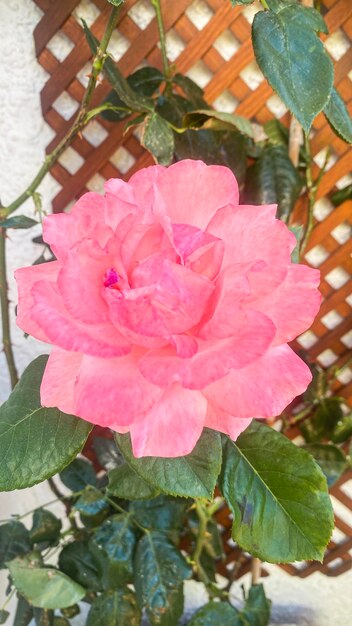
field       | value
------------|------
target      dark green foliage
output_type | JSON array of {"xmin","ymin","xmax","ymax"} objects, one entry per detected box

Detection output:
[
  {"xmin": 74, "ymin": 487, "xmax": 110, "ymax": 527},
  {"xmin": 29, "ymin": 510, "xmax": 62, "ymax": 546},
  {"xmin": 219, "ymin": 421, "xmax": 334, "ymax": 562},
  {"xmin": 86, "ymin": 590, "xmax": 141, "ymax": 626},
  {"xmin": 59, "ymin": 541, "xmax": 102, "ymax": 591},
  {"xmin": 60, "ymin": 458, "xmax": 97, "ymax": 493},
  {"xmin": 115, "ymin": 429, "xmax": 222, "ymax": 499},
  {"xmin": 304, "ymin": 444, "xmax": 348, "ymax": 487},
  {"xmin": 108, "ymin": 463, "xmax": 160, "ymax": 500},
  {"xmin": 244, "ymin": 144, "xmax": 303, "ymax": 221},
  {"xmin": 0, "ymin": 216, "xmax": 38, "ymax": 229},
  {"xmin": 324, "ymin": 87, "xmax": 352, "ymax": 144},
  {"xmin": 0, "ymin": 521, "xmax": 31, "ymax": 569},
  {"xmin": 89, "ymin": 515, "xmax": 136, "ymax": 589},
  {"xmin": 134, "ymin": 531, "xmax": 192, "ymax": 626},
  {"xmin": 253, "ymin": 4, "xmax": 333, "ymax": 131},
  {"xmin": 0, "ymin": 357, "xmax": 92, "ymax": 491}
]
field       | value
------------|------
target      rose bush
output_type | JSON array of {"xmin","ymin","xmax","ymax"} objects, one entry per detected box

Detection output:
[{"xmin": 16, "ymin": 159, "xmax": 320, "ymax": 457}]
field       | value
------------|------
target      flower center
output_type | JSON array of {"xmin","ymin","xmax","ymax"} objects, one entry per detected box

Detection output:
[{"xmin": 104, "ymin": 267, "xmax": 120, "ymax": 290}]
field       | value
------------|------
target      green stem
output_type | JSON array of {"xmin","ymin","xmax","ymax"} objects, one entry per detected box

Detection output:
[
  {"xmin": 151, "ymin": 0, "xmax": 169, "ymax": 76},
  {"xmin": 0, "ymin": 230, "xmax": 18, "ymax": 388},
  {"xmin": 105, "ymin": 495, "xmax": 149, "ymax": 533},
  {"xmin": 192, "ymin": 500, "xmax": 208, "ymax": 565},
  {"xmin": 260, "ymin": 0, "xmax": 270, "ymax": 9},
  {"xmin": 0, "ymin": 4, "xmax": 121, "ymax": 222}
]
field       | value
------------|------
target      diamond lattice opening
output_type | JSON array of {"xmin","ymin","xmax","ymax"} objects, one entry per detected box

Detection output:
[{"xmin": 186, "ymin": 0, "xmax": 214, "ymax": 30}]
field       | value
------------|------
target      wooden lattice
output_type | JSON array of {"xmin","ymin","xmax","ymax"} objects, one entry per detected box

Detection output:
[{"xmin": 32, "ymin": 0, "xmax": 352, "ymax": 577}]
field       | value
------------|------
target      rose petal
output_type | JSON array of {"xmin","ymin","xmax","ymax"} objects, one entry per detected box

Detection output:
[
  {"xmin": 41, "ymin": 348, "xmax": 82, "ymax": 414},
  {"xmin": 139, "ymin": 310, "xmax": 275, "ymax": 389},
  {"xmin": 31, "ymin": 280, "xmax": 131, "ymax": 357},
  {"xmin": 149, "ymin": 160, "xmax": 239, "ymax": 229},
  {"xmin": 109, "ymin": 260, "xmax": 214, "ymax": 340},
  {"xmin": 74, "ymin": 350, "xmax": 162, "ymax": 429},
  {"xmin": 205, "ymin": 404, "xmax": 252, "ymax": 441},
  {"xmin": 207, "ymin": 204, "xmax": 296, "ymax": 280},
  {"xmin": 15, "ymin": 262, "xmax": 61, "ymax": 342},
  {"xmin": 43, "ymin": 192, "xmax": 109, "ymax": 258},
  {"xmin": 204, "ymin": 344, "xmax": 312, "ymax": 418},
  {"xmin": 129, "ymin": 384, "xmax": 207, "ymax": 457},
  {"xmin": 57, "ymin": 237, "xmax": 126, "ymax": 325},
  {"xmin": 104, "ymin": 178, "xmax": 138, "ymax": 229},
  {"xmin": 252, "ymin": 264, "xmax": 321, "ymax": 344}
]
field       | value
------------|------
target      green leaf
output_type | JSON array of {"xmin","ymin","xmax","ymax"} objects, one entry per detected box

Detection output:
[
  {"xmin": 0, "ymin": 610, "xmax": 9, "ymax": 624},
  {"xmin": 87, "ymin": 589, "xmax": 141, "ymax": 626},
  {"xmin": 93, "ymin": 436, "xmax": 123, "ymax": 470},
  {"xmin": 173, "ymin": 74, "xmax": 207, "ymax": 107},
  {"xmin": 74, "ymin": 487, "xmax": 110, "ymax": 527},
  {"xmin": 7, "ymin": 557, "xmax": 85, "ymax": 609},
  {"xmin": 108, "ymin": 463, "xmax": 160, "ymax": 500},
  {"xmin": 187, "ymin": 601, "xmax": 241, "ymax": 625},
  {"xmin": 83, "ymin": 22, "xmax": 152, "ymax": 113},
  {"xmin": 219, "ymin": 421, "xmax": 334, "ymax": 562},
  {"xmin": 324, "ymin": 88, "xmax": 352, "ymax": 144},
  {"xmin": 30, "ymin": 510, "xmax": 62, "ymax": 545},
  {"xmin": 300, "ymin": 398, "xmax": 344, "ymax": 443},
  {"xmin": 134, "ymin": 531, "xmax": 191, "ymax": 626},
  {"xmin": 115, "ymin": 429, "xmax": 222, "ymax": 499},
  {"xmin": 241, "ymin": 584, "xmax": 271, "ymax": 626},
  {"xmin": 0, "ymin": 216, "xmax": 39, "ymax": 229},
  {"xmin": 264, "ymin": 119, "xmax": 289, "ymax": 146},
  {"xmin": 331, "ymin": 184, "xmax": 352, "ymax": 207},
  {"xmin": 89, "ymin": 515, "xmax": 136, "ymax": 589},
  {"xmin": 59, "ymin": 541, "xmax": 102, "ymax": 591},
  {"xmin": 183, "ymin": 109, "xmax": 254, "ymax": 138},
  {"xmin": 53, "ymin": 619, "xmax": 69, "ymax": 626},
  {"xmin": 331, "ymin": 414, "xmax": 352, "ymax": 444},
  {"xmin": 141, "ymin": 112, "xmax": 175, "ymax": 165},
  {"xmin": 13, "ymin": 595, "xmax": 33, "ymax": 626},
  {"xmin": 289, "ymin": 224, "xmax": 304, "ymax": 263},
  {"xmin": 60, "ymin": 604, "xmax": 80, "ymax": 618},
  {"xmin": 33, "ymin": 608, "xmax": 54, "ymax": 626},
  {"xmin": 0, "ymin": 356, "xmax": 92, "ymax": 491},
  {"xmin": 128, "ymin": 66, "xmax": 164, "ymax": 96},
  {"xmin": 252, "ymin": 4, "xmax": 333, "ymax": 131},
  {"xmin": 304, "ymin": 444, "xmax": 348, "ymax": 487},
  {"xmin": 0, "ymin": 521, "xmax": 31, "ymax": 568},
  {"xmin": 60, "ymin": 458, "xmax": 97, "ymax": 492},
  {"xmin": 244, "ymin": 144, "xmax": 302, "ymax": 221},
  {"xmin": 102, "ymin": 67, "xmax": 164, "ymax": 122},
  {"xmin": 157, "ymin": 94, "xmax": 248, "ymax": 187},
  {"xmin": 129, "ymin": 495, "xmax": 188, "ymax": 532}
]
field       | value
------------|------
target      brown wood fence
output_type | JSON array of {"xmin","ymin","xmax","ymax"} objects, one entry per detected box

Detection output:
[{"xmin": 32, "ymin": 0, "xmax": 352, "ymax": 577}]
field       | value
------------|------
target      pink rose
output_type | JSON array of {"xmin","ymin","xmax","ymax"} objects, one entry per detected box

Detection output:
[{"xmin": 15, "ymin": 160, "xmax": 320, "ymax": 457}]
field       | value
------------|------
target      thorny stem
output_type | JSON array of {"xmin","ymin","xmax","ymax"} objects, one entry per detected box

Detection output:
[
  {"xmin": 0, "ymin": 230, "xmax": 18, "ymax": 388},
  {"xmin": 151, "ymin": 0, "xmax": 169, "ymax": 76},
  {"xmin": 191, "ymin": 499, "xmax": 229, "ymax": 600}
]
